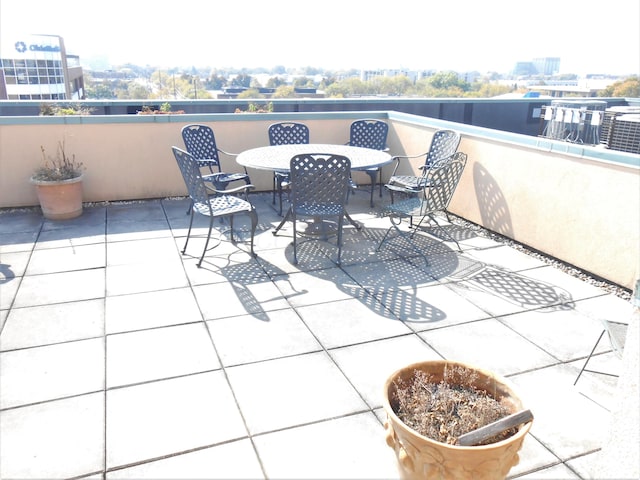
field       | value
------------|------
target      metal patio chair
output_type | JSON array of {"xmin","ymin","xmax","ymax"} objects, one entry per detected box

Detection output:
[
  {"xmin": 346, "ymin": 119, "xmax": 389, "ymax": 207},
  {"xmin": 385, "ymin": 129, "xmax": 460, "ymax": 203},
  {"xmin": 573, "ymin": 319, "xmax": 628, "ymax": 385},
  {"xmin": 181, "ymin": 124, "xmax": 252, "ymax": 209},
  {"xmin": 171, "ymin": 146, "xmax": 257, "ymax": 267},
  {"xmin": 268, "ymin": 122, "xmax": 310, "ymax": 215},
  {"xmin": 377, "ymin": 152, "xmax": 467, "ymax": 255},
  {"xmin": 273, "ymin": 153, "xmax": 351, "ymax": 265}
]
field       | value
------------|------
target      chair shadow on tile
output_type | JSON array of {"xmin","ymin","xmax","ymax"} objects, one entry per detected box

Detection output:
[
  {"xmin": 198, "ymin": 255, "xmax": 306, "ymax": 322},
  {"xmin": 450, "ymin": 256, "xmax": 574, "ymax": 310}
]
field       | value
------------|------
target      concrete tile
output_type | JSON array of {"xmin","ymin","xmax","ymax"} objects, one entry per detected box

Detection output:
[
  {"xmin": 329, "ymin": 335, "xmax": 442, "ymax": 408},
  {"xmin": 0, "ymin": 251, "xmax": 30, "ymax": 277},
  {"xmin": 106, "ymin": 371, "xmax": 246, "ymax": 469},
  {"xmin": 297, "ymin": 297, "xmax": 411, "ymax": 348},
  {"xmin": 514, "ymin": 462, "xmax": 580, "ymax": 479},
  {"xmin": 107, "ymin": 323, "xmax": 219, "ymax": 387},
  {"xmin": 107, "ymin": 219, "xmax": 172, "ymax": 241},
  {"xmin": 395, "ymin": 282, "xmax": 490, "ymax": 325},
  {"xmin": 226, "ymin": 352, "xmax": 367, "ymax": 434},
  {"xmin": 0, "ymin": 338, "xmax": 105, "ymax": 409},
  {"xmin": 106, "ymin": 439, "xmax": 264, "ymax": 479},
  {"xmin": 254, "ymin": 413, "xmax": 399, "ymax": 479},
  {"xmin": 0, "ymin": 276, "xmax": 19, "ymax": 311},
  {"xmin": 506, "ymin": 434, "xmax": 563, "ymax": 478},
  {"xmin": 193, "ymin": 277, "xmax": 289, "ymax": 320},
  {"xmin": 184, "ymin": 255, "xmax": 271, "ymax": 287},
  {"xmin": 105, "ymin": 287, "xmax": 201, "ymax": 334},
  {"xmin": 464, "ymin": 245, "xmax": 548, "ymax": 272},
  {"xmin": 446, "ymin": 266, "xmax": 574, "ymax": 317},
  {"xmin": 499, "ymin": 307, "xmax": 610, "ymax": 362},
  {"xmin": 0, "ymin": 231, "xmax": 37, "ymax": 253},
  {"xmin": 106, "ymin": 261, "xmax": 188, "ymax": 296},
  {"xmin": 508, "ymin": 365, "xmax": 612, "ymax": 460},
  {"xmin": 0, "ymin": 393, "xmax": 104, "ymax": 480},
  {"xmin": 26, "ymin": 243, "xmax": 106, "ymax": 275},
  {"xmin": 0, "ymin": 210, "xmax": 43, "ymax": 235},
  {"xmin": 0, "ymin": 298, "xmax": 104, "ymax": 350},
  {"xmin": 106, "ymin": 237, "xmax": 182, "ymax": 266},
  {"xmin": 418, "ymin": 319, "xmax": 558, "ymax": 376},
  {"xmin": 13, "ymin": 268, "xmax": 105, "ymax": 308},
  {"xmin": 523, "ymin": 265, "xmax": 612, "ymax": 303},
  {"xmin": 273, "ymin": 267, "xmax": 368, "ymax": 307},
  {"xmin": 343, "ymin": 257, "xmax": 437, "ymax": 291},
  {"xmin": 35, "ymin": 223, "xmax": 105, "ymax": 249},
  {"xmin": 206, "ymin": 308, "xmax": 321, "ymax": 366},
  {"xmin": 107, "ymin": 200, "xmax": 167, "ymax": 222}
]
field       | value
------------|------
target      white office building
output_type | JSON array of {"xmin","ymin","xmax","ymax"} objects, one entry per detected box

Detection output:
[{"xmin": 0, "ymin": 34, "xmax": 84, "ymax": 100}]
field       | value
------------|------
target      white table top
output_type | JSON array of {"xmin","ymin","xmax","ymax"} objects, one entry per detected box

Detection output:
[{"xmin": 237, "ymin": 144, "xmax": 393, "ymax": 171}]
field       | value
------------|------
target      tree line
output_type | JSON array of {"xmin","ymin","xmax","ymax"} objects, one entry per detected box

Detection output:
[{"xmin": 84, "ymin": 67, "xmax": 639, "ymax": 100}]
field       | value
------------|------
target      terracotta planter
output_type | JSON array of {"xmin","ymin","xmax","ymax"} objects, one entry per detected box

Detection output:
[
  {"xmin": 30, "ymin": 175, "xmax": 84, "ymax": 220},
  {"xmin": 383, "ymin": 360, "xmax": 532, "ymax": 480}
]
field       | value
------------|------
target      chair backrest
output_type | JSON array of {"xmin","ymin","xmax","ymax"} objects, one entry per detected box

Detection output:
[
  {"xmin": 181, "ymin": 124, "xmax": 222, "ymax": 170},
  {"xmin": 171, "ymin": 146, "xmax": 211, "ymax": 213},
  {"xmin": 289, "ymin": 154, "xmax": 351, "ymax": 213},
  {"xmin": 425, "ymin": 130, "xmax": 461, "ymax": 168},
  {"xmin": 268, "ymin": 122, "xmax": 310, "ymax": 145},
  {"xmin": 349, "ymin": 119, "xmax": 389, "ymax": 150},
  {"xmin": 422, "ymin": 152, "xmax": 467, "ymax": 214}
]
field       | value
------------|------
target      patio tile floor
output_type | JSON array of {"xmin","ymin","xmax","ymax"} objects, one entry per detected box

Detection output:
[{"xmin": 0, "ymin": 192, "xmax": 635, "ymax": 479}]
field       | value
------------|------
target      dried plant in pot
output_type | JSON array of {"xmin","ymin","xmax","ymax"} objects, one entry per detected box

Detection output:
[
  {"xmin": 382, "ymin": 360, "xmax": 533, "ymax": 480},
  {"xmin": 30, "ymin": 140, "xmax": 84, "ymax": 220}
]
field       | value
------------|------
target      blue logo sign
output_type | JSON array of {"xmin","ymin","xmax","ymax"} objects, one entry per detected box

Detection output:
[{"xmin": 14, "ymin": 40, "xmax": 60, "ymax": 53}]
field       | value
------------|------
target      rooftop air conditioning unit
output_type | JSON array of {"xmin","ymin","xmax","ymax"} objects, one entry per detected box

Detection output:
[
  {"xmin": 605, "ymin": 114, "xmax": 640, "ymax": 154},
  {"xmin": 600, "ymin": 106, "xmax": 640, "ymax": 147}
]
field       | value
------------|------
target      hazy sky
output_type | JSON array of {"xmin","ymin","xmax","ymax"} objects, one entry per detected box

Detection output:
[{"xmin": 1, "ymin": 0, "xmax": 639, "ymax": 75}]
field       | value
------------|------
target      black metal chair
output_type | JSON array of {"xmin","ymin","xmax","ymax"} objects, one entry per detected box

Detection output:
[
  {"xmin": 385, "ymin": 129, "xmax": 460, "ymax": 203},
  {"xmin": 268, "ymin": 122, "xmax": 310, "ymax": 215},
  {"xmin": 181, "ymin": 123, "xmax": 252, "ymax": 195},
  {"xmin": 378, "ymin": 152, "xmax": 467, "ymax": 254},
  {"xmin": 171, "ymin": 146, "xmax": 257, "ymax": 267},
  {"xmin": 273, "ymin": 153, "xmax": 351, "ymax": 265},
  {"xmin": 347, "ymin": 119, "xmax": 389, "ymax": 207}
]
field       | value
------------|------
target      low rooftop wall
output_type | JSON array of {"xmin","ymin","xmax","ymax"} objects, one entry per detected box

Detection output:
[{"xmin": 0, "ymin": 110, "xmax": 638, "ymax": 290}]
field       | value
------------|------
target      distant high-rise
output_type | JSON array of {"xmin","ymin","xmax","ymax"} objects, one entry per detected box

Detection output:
[
  {"xmin": 532, "ymin": 57, "xmax": 560, "ymax": 76},
  {"xmin": 0, "ymin": 34, "xmax": 84, "ymax": 100}
]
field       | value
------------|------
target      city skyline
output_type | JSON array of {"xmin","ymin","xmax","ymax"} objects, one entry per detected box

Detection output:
[{"xmin": 1, "ymin": 0, "xmax": 639, "ymax": 76}]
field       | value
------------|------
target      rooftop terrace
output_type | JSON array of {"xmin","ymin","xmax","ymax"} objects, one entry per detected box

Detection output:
[{"xmin": 0, "ymin": 191, "xmax": 637, "ymax": 479}]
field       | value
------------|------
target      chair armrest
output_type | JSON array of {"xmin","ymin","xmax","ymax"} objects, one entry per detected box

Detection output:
[
  {"xmin": 389, "ymin": 152, "xmax": 429, "ymax": 177},
  {"xmin": 216, "ymin": 147, "xmax": 239, "ymax": 157},
  {"xmin": 205, "ymin": 183, "xmax": 255, "ymax": 195}
]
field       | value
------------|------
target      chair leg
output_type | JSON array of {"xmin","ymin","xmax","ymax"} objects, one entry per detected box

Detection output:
[
  {"xmin": 182, "ymin": 210, "xmax": 195, "ymax": 254},
  {"xmin": 197, "ymin": 216, "xmax": 215, "ymax": 268},
  {"xmin": 248, "ymin": 208, "xmax": 258, "ymax": 257},
  {"xmin": 574, "ymin": 330, "xmax": 606, "ymax": 385},
  {"xmin": 273, "ymin": 207, "xmax": 292, "ymax": 235}
]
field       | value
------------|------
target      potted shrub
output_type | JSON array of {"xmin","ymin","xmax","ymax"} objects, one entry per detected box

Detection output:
[
  {"xmin": 30, "ymin": 140, "xmax": 84, "ymax": 220},
  {"xmin": 383, "ymin": 360, "xmax": 533, "ymax": 480}
]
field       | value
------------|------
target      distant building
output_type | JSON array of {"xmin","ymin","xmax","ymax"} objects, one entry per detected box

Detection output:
[
  {"xmin": 533, "ymin": 57, "xmax": 560, "ymax": 76},
  {"xmin": 512, "ymin": 57, "xmax": 561, "ymax": 77},
  {"xmin": 0, "ymin": 34, "xmax": 84, "ymax": 100}
]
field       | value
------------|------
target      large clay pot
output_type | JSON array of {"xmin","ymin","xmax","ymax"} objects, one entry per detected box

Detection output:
[
  {"xmin": 30, "ymin": 175, "xmax": 83, "ymax": 220},
  {"xmin": 383, "ymin": 360, "xmax": 532, "ymax": 480}
]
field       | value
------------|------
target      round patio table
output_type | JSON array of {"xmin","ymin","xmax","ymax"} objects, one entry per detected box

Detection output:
[
  {"xmin": 238, "ymin": 144, "xmax": 393, "ymax": 238},
  {"xmin": 237, "ymin": 143, "xmax": 393, "ymax": 172}
]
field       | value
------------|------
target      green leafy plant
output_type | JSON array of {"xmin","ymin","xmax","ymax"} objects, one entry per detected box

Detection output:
[{"xmin": 32, "ymin": 140, "xmax": 84, "ymax": 181}]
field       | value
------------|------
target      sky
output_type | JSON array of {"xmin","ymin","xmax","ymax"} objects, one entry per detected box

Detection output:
[{"xmin": 1, "ymin": 0, "xmax": 639, "ymax": 76}]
